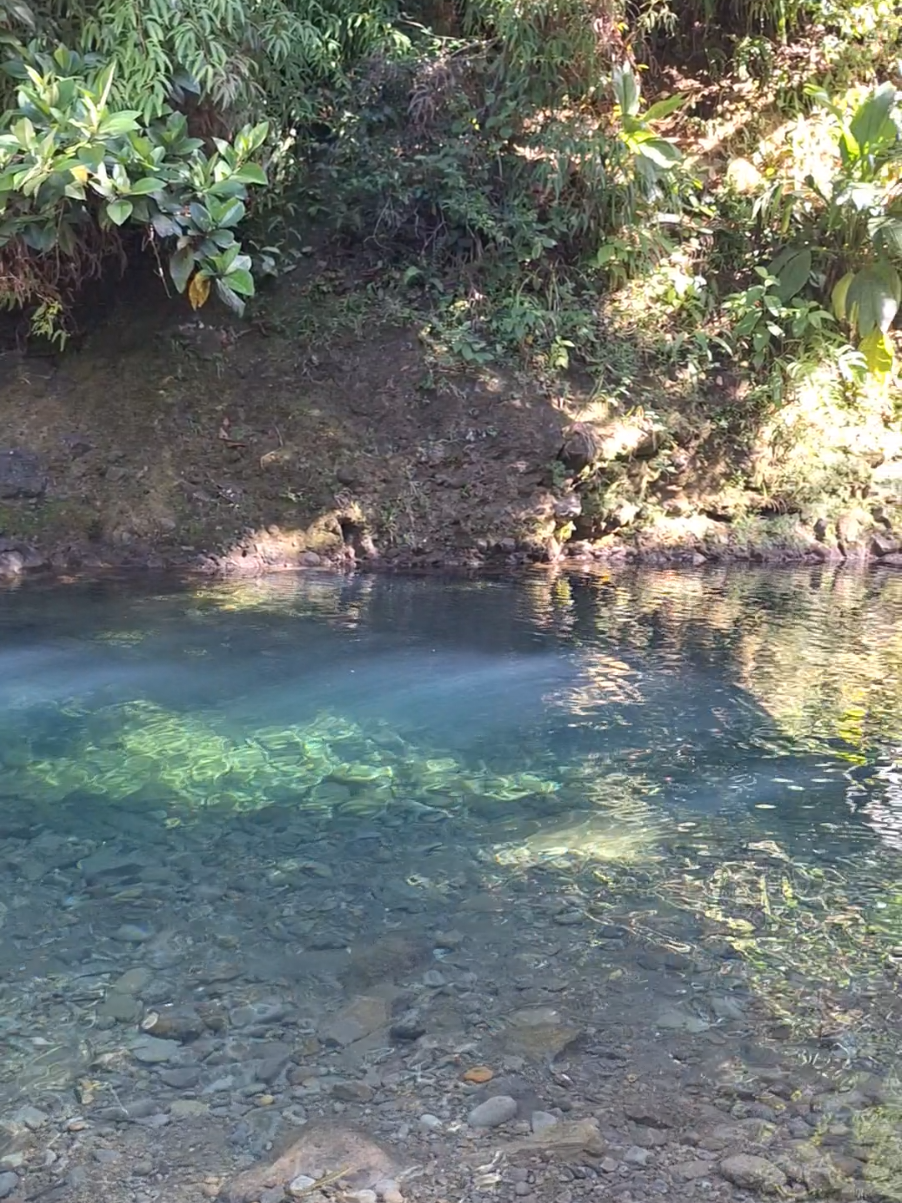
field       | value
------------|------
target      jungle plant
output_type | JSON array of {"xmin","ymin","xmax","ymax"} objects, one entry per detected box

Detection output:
[{"xmin": 0, "ymin": 47, "xmax": 270, "ymax": 340}]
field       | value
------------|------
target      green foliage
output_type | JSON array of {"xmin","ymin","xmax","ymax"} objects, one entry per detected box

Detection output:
[{"xmin": 0, "ymin": 47, "xmax": 269, "ymax": 339}]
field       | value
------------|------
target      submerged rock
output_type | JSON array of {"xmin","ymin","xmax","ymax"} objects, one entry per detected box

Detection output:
[
  {"xmin": 219, "ymin": 1124, "xmax": 403, "ymax": 1203},
  {"xmin": 720, "ymin": 1153, "xmax": 787, "ymax": 1193},
  {"xmin": 0, "ymin": 448, "xmax": 45, "ymax": 498},
  {"xmin": 468, "ymin": 1096, "xmax": 518, "ymax": 1128}
]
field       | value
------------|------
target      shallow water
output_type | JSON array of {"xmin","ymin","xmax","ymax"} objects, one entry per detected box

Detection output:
[{"xmin": 2, "ymin": 567, "xmax": 902, "ymax": 1203}]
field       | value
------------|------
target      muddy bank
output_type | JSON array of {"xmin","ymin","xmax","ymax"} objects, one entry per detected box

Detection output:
[{"xmin": 1, "ymin": 270, "xmax": 902, "ymax": 580}]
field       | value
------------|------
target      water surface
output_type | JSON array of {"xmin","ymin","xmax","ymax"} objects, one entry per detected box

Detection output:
[{"xmin": 2, "ymin": 566, "xmax": 902, "ymax": 1201}]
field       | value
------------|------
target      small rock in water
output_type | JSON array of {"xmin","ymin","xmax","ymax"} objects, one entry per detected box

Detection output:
[
  {"xmin": 422, "ymin": 970, "xmax": 445, "ymax": 987},
  {"xmin": 553, "ymin": 911, "xmax": 583, "ymax": 926},
  {"xmin": 131, "ymin": 1035, "xmax": 180, "ymax": 1064},
  {"xmin": 720, "ymin": 1154, "xmax": 788, "ymax": 1193},
  {"xmin": 320, "ymin": 995, "xmax": 389, "ymax": 1048},
  {"xmin": 13, "ymin": 1106, "xmax": 48, "ymax": 1131},
  {"xmin": 656, "ymin": 1007, "xmax": 709, "ymax": 1033},
  {"xmin": 468, "ymin": 1096, "xmax": 518, "ymax": 1128},
  {"xmin": 530, "ymin": 1111, "xmax": 559, "ymax": 1135},
  {"xmin": 288, "ymin": 1176, "xmax": 317, "ymax": 1197},
  {"xmin": 99, "ymin": 992, "xmax": 142, "ymax": 1024},
  {"xmin": 112, "ymin": 923, "xmax": 155, "ymax": 943},
  {"xmin": 159, "ymin": 1066, "xmax": 200, "ymax": 1089},
  {"xmin": 0, "ymin": 1172, "xmax": 18, "ymax": 1200},
  {"xmin": 625, "ymin": 1146, "xmax": 651, "ymax": 1166},
  {"xmin": 332, "ymin": 1082, "xmax": 374, "ymax": 1104},
  {"xmin": 389, "ymin": 1013, "xmax": 426, "ymax": 1042},
  {"xmin": 418, "ymin": 1114, "xmax": 442, "ymax": 1132}
]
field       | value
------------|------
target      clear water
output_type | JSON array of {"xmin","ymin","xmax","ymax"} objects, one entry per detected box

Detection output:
[{"xmin": 3, "ymin": 567, "xmax": 902, "ymax": 1200}]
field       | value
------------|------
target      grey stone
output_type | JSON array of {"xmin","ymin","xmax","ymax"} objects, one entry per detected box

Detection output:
[
  {"xmin": 320, "ymin": 995, "xmax": 389, "ymax": 1048},
  {"xmin": 422, "ymin": 970, "xmax": 445, "ymax": 987},
  {"xmin": 0, "ymin": 1172, "xmax": 18, "ymax": 1200},
  {"xmin": 158, "ymin": 1066, "xmax": 200, "ymax": 1089},
  {"xmin": 418, "ymin": 1114, "xmax": 442, "ymax": 1131},
  {"xmin": 468, "ymin": 1096, "xmax": 518, "ymax": 1128},
  {"xmin": 530, "ymin": 1111, "xmax": 560, "ymax": 1135},
  {"xmin": 0, "ymin": 449, "xmax": 45, "ymax": 498},
  {"xmin": 625, "ymin": 1146, "xmax": 651, "ymax": 1166},
  {"xmin": 720, "ymin": 1154, "xmax": 788, "ymax": 1193},
  {"xmin": 80, "ymin": 848, "xmax": 151, "ymax": 885},
  {"xmin": 331, "ymin": 1081, "xmax": 374, "ymax": 1103},
  {"xmin": 99, "ymin": 992, "xmax": 142, "ymax": 1023},
  {"xmin": 113, "ymin": 923, "xmax": 155, "ymax": 943},
  {"xmin": 131, "ymin": 1035, "xmax": 180, "ymax": 1064}
]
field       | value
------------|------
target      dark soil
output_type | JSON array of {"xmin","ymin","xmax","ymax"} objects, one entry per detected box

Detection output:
[{"xmin": 1, "ymin": 259, "xmax": 901, "ymax": 580}]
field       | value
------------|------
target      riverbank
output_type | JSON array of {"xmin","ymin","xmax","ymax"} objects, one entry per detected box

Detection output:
[{"xmin": 1, "ymin": 262, "xmax": 901, "ymax": 581}]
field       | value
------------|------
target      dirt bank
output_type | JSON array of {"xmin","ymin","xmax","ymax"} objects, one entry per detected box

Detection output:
[{"xmin": 1, "ymin": 262, "xmax": 902, "ymax": 581}]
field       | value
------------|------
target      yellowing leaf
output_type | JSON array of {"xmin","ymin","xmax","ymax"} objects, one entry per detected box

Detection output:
[
  {"xmin": 832, "ymin": 271, "xmax": 854, "ymax": 322},
  {"xmin": 188, "ymin": 272, "xmax": 211, "ymax": 310},
  {"xmin": 859, "ymin": 328, "xmax": 894, "ymax": 381},
  {"xmin": 70, "ymin": 164, "xmax": 89, "ymax": 184}
]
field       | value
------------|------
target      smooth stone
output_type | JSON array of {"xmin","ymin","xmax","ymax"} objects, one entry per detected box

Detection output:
[
  {"xmin": 468, "ymin": 1096, "xmax": 518, "ymax": 1128},
  {"xmin": 159, "ymin": 1067, "xmax": 201, "ymax": 1089},
  {"xmin": 422, "ymin": 970, "xmax": 445, "ymax": 987},
  {"xmin": 720, "ymin": 1154, "xmax": 788, "ymax": 1193},
  {"xmin": 625, "ymin": 1146, "xmax": 651, "ymax": 1166},
  {"xmin": 288, "ymin": 1176, "xmax": 317, "ymax": 1196},
  {"xmin": 530, "ymin": 1111, "xmax": 560, "ymax": 1135},
  {"xmin": 0, "ymin": 1172, "xmax": 18, "ymax": 1200},
  {"xmin": 13, "ymin": 1107, "xmax": 47, "ymax": 1130},
  {"xmin": 418, "ymin": 1114, "xmax": 442, "ymax": 1131},
  {"xmin": 332, "ymin": 1082, "xmax": 374, "ymax": 1104},
  {"xmin": 113, "ymin": 923, "xmax": 155, "ymax": 943},
  {"xmin": 131, "ymin": 1036, "xmax": 181, "ymax": 1064},
  {"xmin": 99, "ymin": 992, "xmax": 142, "ymax": 1024},
  {"xmin": 169, "ymin": 1100, "xmax": 209, "ymax": 1118}
]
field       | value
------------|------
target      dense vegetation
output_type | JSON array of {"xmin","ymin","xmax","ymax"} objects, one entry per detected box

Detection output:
[{"xmin": 0, "ymin": 0, "xmax": 899, "ymax": 412}]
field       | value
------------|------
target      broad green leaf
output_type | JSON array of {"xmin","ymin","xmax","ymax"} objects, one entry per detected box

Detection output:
[
  {"xmin": 613, "ymin": 64, "xmax": 640, "ymax": 118},
  {"xmin": 218, "ymin": 198, "xmax": 246, "ymax": 227},
  {"xmin": 129, "ymin": 177, "xmax": 165, "ymax": 196},
  {"xmin": 151, "ymin": 213, "xmax": 181, "ymax": 239},
  {"xmin": 850, "ymin": 82, "xmax": 897, "ymax": 156},
  {"xmin": 635, "ymin": 136, "xmax": 682, "ymax": 168},
  {"xmin": 97, "ymin": 111, "xmax": 141, "ymax": 136},
  {"xmin": 860, "ymin": 328, "xmax": 894, "ymax": 381},
  {"xmin": 231, "ymin": 162, "xmax": 267, "ymax": 186},
  {"xmin": 846, "ymin": 261, "xmax": 902, "ymax": 335},
  {"xmin": 832, "ymin": 271, "xmax": 854, "ymax": 321},
  {"xmin": 189, "ymin": 202, "xmax": 212, "ymax": 232},
  {"xmin": 642, "ymin": 93, "xmax": 685, "ymax": 122},
  {"xmin": 872, "ymin": 217, "xmax": 902, "ymax": 258},
  {"xmin": 169, "ymin": 245, "xmax": 195, "ymax": 293},
  {"xmin": 105, "ymin": 198, "xmax": 133, "ymax": 226},
  {"xmin": 215, "ymin": 278, "xmax": 245, "ymax": 315},
  {"xmin": 770, "ymin": 246, "xmax": 811, "ymax": 301},
  {"xmin": 224, "ymin": 267, "xmax": 254, "ymax": 297}
]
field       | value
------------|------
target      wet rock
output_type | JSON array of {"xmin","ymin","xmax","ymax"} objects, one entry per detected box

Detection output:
[
  {"xmin": 321, "ymin": 995, "xmax": 389, "ymax": 1047},
  {"xmin": 142, "ymin": 1006, "xmax": 203, "ymax": 1042},
  {"xmin": 720, "ymin": 1153, "xmax": 787, "ymax": 1193},
  {"xmin": 332, "ymin": 1082, "xmax": 374, "ymax": 1104},
  {"xmin": 468, "ymin": 1096, "xmax": 519, "ymax": 1128},
  {"xmin": 130, "ymin": 1035, "xmax": 181, "ymax": 1064},
  {"xmin": 624, "ymin": 1103, "xmax": 674, "ymax": 1130},
  {"xmin": 220, "ymin": 1123, "xmax": 402, "ymax": 1203},
  {"xmin": 94, "ymin": 1099, "xmax": 160, "ymax": 1123},
  {"xmin": 159, "ymin": 1066, "xmax": 201, "ymax": 1089},
  {"xmin": 80, "ymin": 847, "xmax": 151, "ymax": 885},
  {"xmin": 0, "ymin": 448, "xmax": 45, "ymax": 498},
  {"xmin": 0, "ymin": 1172, "xmax": 18, "ymax": 1199},
  {"xmin": 389, "ymin": 1012, "xmax": 426, "ymax": 1042},
  {"xmin": 503, "ymin": 1007, "xmax": 582, "ymax": 1062},
  {"xmin": 530, "ymin": 1111, "xmax": 559, "ymax": 1136},
  {"xmin": 99, "ymin": 992, "xmax": 142, "ymax": 1024},
  {"xmin": 513, "ymin": 1117, "xmax": 606, "ymax": 1156},
  {"xmin": 229, "ymin": 1000, "xmax": 292, "ymax": 1029},
  {"xmin": 343, "ymin": 934, "xmax": 428, "ymax": 988},
  {"xmin": 113, "ymin": 967, "xmax": 154, "ymax": 995},
  {"xmin": 170, "ymin": 1100, "xmax": 209, "ymax": 1119},
  {"xmin": 113, "ymin": 922, "xmax": 155, "ymax": 943}
]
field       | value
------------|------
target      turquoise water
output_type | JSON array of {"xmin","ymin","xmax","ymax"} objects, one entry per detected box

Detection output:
[{"xmin": 2, "ymin": 567, "xmax": 902, "ymax": 1201}]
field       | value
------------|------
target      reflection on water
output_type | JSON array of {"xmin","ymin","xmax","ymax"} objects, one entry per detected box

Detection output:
[{"xmin": 2, "ymin": 567, "xmax": 902, "ymax": 1202}]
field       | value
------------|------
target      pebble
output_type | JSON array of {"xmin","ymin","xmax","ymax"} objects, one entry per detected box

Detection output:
[
  {"xmin": 624, "ymin": 1146, "xmax": 651, "ymax": 1167},
  {"xmin": 288, "ymin": 1175, "xmax": 317, "ymax": 1196},
  {"xmin": 419, "ymin": 1114, "xmax": 443, "ymax": 1131},
  {"xmin": 0, "ymin": 1173, "xmax": 18, "ymax": 1200},
  {"xmin": 468, "ymin": 1096, "xmax": 518, "ymax": 1128},
  {"xmin": 530, "ymin": 1111, "xmax": 559, "ymax": 1135},
  {"xmin": 332, "ymin": 1082, "xmax": 374, "ymax": 1103},
  {"xmin": 170, "ymin": 1100, "xmax": 209, "ymax": 1118},
  {"xmin": 423, "ymin": 970, "xmax": 446, "ymax": 987},
  {"xmin": 131, "ymin": 1035, "xmax": 181, "ymax": 1064},
  {"xmin": 113, "ymin": 923, "xmax": 155, "ymax": 943}
]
